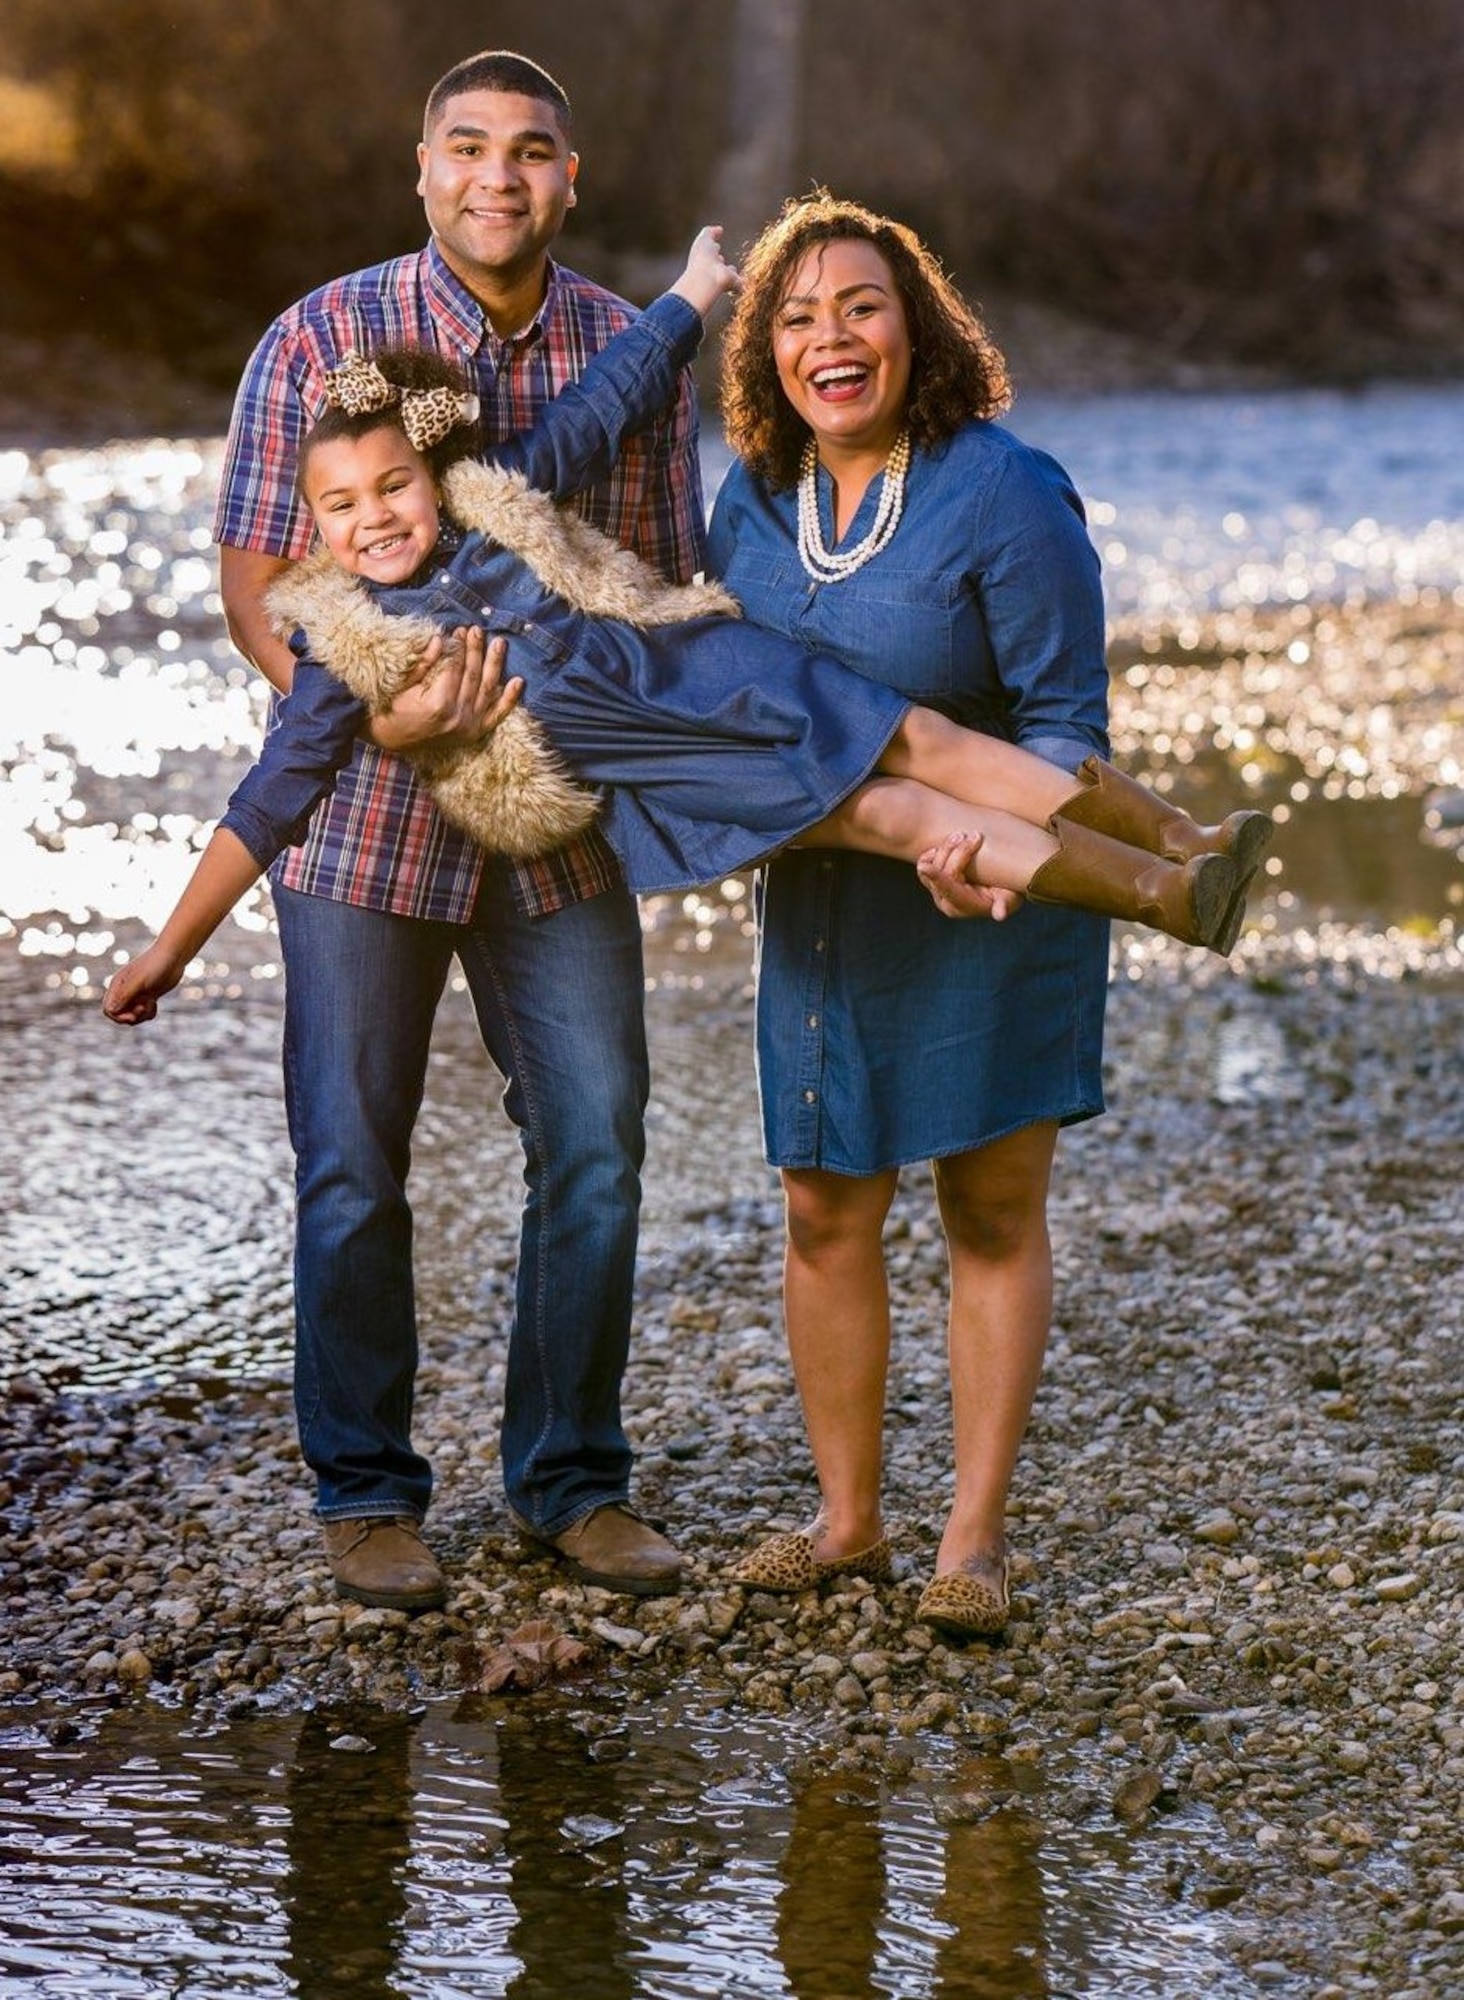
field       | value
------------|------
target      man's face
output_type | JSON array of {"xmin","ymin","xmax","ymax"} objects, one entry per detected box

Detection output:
[{"xmin": 417, "ymin": 89, "xmax": 578, "ymax": 299}]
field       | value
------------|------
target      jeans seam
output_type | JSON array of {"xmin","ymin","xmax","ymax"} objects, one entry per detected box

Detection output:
[
  {"xmin": 461, "ymin": 930, "xmax": 561, "ymax": 1525},
  {"xmin": 282, "ymin": 1014, "xmax": 323, "ymax": 1462}
]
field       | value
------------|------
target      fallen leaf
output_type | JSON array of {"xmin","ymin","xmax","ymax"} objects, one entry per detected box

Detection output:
[{"xmin": 469, "ymin": 1618, "xmax": 593, "ymax": 1693}]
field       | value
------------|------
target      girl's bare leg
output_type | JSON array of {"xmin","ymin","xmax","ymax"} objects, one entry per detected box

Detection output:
[
  {"xmin": 805, "ymin": 776, "xmax": 1055, "ymax": 891},
  {"xmin": 810, "ymin": 774, "xmax": 1235, "ymax": 948},
  {"xmin": 780, "ymin": 1166, "xmax": 899, "ymax": 1558},
  {"xmin": 930, "ymin": 1124, "xmax": 1058, "ymax": 1577},
  {"xmin": 877, "ymin": 708, "xmax": 1085, "ymax": 824}
]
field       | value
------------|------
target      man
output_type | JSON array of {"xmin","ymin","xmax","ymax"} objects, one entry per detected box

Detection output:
[{"xmin": 216, "ymin": 50, "xmax": 705, "ymax": 1609}]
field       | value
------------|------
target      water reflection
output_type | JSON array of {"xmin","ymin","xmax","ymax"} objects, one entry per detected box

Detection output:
[
  {"xmin": 776, "ymin": 1771, "xmax": 885, "ymax": 1998},
  {"xmin": 0, "ymin": 1696, "xmax": 1249, "ymax": 1997},
  {"xmin": 495, "ymin": 1706, "xmax": 636, "ymax": 2000},
  {"xmin": 927, "ymin": 1768, "xmax": 1048, "ymax": 1998},
  {"xmin": 775, "ymin": 1763, "xmax": 1050, "ymax": 1999},
  {"xmin": 284, "ymin": 1712, "xmax": 416, "ymax": 2000}
]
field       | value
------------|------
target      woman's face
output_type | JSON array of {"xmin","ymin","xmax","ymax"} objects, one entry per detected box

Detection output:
[{"xmin": 772, "ymin": 238, "xmax": 912, "ymax": 462}]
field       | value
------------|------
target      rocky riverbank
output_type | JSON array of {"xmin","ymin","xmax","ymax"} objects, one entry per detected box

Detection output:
[{"xmin": 2, "ymin": 930, "xmax": 1461, "ymax": 1993}]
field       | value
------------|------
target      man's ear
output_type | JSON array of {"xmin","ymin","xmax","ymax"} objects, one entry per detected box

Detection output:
[{"xmin": 566, "ymin": 152, "xmax": 579, "ymax": 209}]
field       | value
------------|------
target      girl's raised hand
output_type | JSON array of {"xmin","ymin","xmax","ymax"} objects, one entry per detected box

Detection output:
[
  {"xmin": 671, "ymin": 226, "xmax": 741, "ymax": 319},
  {"xmin": 103, "ymin": 941, "xmax": 186, "ymax": 1026}
]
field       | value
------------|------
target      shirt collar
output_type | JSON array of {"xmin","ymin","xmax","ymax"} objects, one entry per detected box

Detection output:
[{"xmin": 424, "ymin": 239, "xmax": 557, "ymax": 356}]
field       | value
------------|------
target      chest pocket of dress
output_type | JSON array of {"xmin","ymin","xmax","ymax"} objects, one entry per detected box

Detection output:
[
  {"xmin": 808, "ymin": 568, "xmax": 985, "ymax": 703},
  {"xmin": 721, "ymin": 549, "xmax": 988, "ymax": 702},
  {"xmin": 719, "ymin": 548, "xmax": 802, "ymax": 630}
]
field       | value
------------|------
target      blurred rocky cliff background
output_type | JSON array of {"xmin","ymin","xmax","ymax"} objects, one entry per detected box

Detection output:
[{"xmin": 2, "ymin": 0, "xmax": 1462, "ymax": 436}]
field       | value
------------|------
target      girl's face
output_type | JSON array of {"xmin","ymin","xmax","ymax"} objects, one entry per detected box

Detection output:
[
  {"xmin": 772, "ymin": 238, "xmax": 912, "ymax": 464},
  {"xmin": 304, "ymin": 426, "xmax": 442, "ymax": 584}
]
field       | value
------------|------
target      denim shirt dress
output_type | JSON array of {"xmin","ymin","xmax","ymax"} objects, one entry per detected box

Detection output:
[{"xmin": 706, "ymin": 421, "xmax": 1112, "ymax": 1173}]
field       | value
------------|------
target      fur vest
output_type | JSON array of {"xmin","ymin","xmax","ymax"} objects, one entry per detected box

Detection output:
[{"xmin": 265, "ymin": 460, "xmax": 740, "ymax": 859}]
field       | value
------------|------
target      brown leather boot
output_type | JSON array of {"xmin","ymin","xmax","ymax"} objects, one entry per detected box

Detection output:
[
  {"xmin": 1027, "ymin": 819, "xmax": 1236, "ymax": 949},
  {"xmin": 321, "ymin": 1516, "xmax": 446, "ymax": 1611},
  {"xmin": 1057, "ymin": 755, "xmax": 1275, "ymax": 871}
]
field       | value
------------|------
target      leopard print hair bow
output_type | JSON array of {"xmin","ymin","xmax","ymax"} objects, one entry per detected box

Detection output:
[{"xmin": 323, "ymin": 352, "xmax": 480, "ymax": 453}]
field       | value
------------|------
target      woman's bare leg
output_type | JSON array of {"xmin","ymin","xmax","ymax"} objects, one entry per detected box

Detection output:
[
  {"xmin": 929, "ymin": 1124, "xmax": 1059, "ymax": 1576},
  {"xmin": 781, "ymin": 1166, "xmax": 899, "ymax": 1558},
  {"xmin": 877, "ymin": 708, "xmax": 1085, "ymax": 824}
]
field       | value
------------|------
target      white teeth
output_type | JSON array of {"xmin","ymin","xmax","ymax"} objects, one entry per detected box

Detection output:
[{"xmin": 811, "ymin": 366, "xmax": 867, "ymax": 388}]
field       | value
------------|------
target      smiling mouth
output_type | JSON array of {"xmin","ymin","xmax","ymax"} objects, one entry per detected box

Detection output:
[
  {"xmin": 362, "ymin": 534, "xmax": 410, "ymax": 560},
  {"xmin": 808, "ymin": 364, "xmax": 871, "ymax": 398}
]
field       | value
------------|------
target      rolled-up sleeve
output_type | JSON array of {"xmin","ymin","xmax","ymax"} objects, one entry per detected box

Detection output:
[
  {"xmin": 220, "ymin": 657, "xmax": 367, "ymax": 868},
  {"xmin": 976, "ymin": 446, "xmax": 1110, "ymax": 773}
]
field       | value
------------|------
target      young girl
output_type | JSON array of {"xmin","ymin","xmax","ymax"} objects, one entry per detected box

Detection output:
[{"xmin": 105, "ymin": 230, "xmax": 1270, "ymax": 1027}]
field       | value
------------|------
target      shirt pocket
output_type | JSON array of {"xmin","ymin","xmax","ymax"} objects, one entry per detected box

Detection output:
[
  {"xmin": 422, "ymin": 580, "xmax": 575, "ymax": 683},
  {"xmin": 804, "ymin": 566, "xmax": 970, "ymax": 700},
  {"xmin": 803, "ymin": 567, "xmax": 983, "ymax": 704}
]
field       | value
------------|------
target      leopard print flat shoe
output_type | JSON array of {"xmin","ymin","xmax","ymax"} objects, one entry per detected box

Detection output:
[
  {"xmin": 915, "ymin": 1551, "xmax": 1011, "ymax": 1639},
  {"xmin": 729, "ymin": 1529, "xmax": 894, "ymax": 1593}
]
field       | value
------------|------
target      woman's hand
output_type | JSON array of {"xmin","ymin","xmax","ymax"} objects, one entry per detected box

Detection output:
[
  {"xmin": 370, "ymin": 629, "xmax": 523, "ymax": 752},
  {"xmin": 916, "ymin": 832, "xmax": 1025, "ymax": 921},
  {"xmin": 670, "ymin": 225, "xmax": 742, "ymax": 320}
]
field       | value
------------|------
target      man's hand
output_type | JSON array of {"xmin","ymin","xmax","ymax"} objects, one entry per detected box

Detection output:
[
  {"xmin": 369, "ymin": 629, "xmax": 523, "ymax": 752},
  {"xmin": 915, "ymin": 832, "xmax": 1025, "ymax": 922}
]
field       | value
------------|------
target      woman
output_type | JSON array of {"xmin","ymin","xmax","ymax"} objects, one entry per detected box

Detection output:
[{"xmin": 708, "ymin": 193, "xmax": 1113, "ymax": 1637}]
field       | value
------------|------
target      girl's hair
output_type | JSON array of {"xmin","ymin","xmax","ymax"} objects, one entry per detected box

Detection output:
[
  {"xmin": 298, "ymin": 345, "xmax": 481, "ymax": 491},
  {"xmin": 720, "ymin": 191, "xmax": 1013, "ymax": 490}
]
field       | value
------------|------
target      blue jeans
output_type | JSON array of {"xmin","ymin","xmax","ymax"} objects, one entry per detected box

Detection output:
[{"xmin": 274, "ymin": 870, "xmax": 649, "ymax": 1532}]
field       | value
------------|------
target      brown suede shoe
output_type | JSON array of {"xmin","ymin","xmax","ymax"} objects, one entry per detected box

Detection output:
[
  {"xmin": 514, "ymin": 1503, "xmax": 683, "ymax": 1596},
  {"xmin": 321, "ymin": 1516, "xmax": 446, "ymax": 1612}
]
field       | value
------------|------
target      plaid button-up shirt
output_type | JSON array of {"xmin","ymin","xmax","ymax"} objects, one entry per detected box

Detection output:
[{"xmin": 214, "ymin": 242, "xmax": 706, "ymax": 920}]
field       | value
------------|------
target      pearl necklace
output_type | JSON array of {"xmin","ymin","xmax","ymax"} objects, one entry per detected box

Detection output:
[{"xmin": 796, "ymin": 430, "xmax": 911, "ymax": 584}]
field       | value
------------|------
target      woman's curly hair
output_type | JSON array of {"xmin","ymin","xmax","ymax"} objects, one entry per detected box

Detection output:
[
  {"xmin": 720, "ymin": 192, "xmax": 1012, "ymax": 490},
  {"xmin": 297, "ymin": 345, "xmax": 481, "ymax": 490}
]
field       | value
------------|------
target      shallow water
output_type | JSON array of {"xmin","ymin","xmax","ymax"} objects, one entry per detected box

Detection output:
[
  {"xmin": 3, "ymin": 384, "xmax": 1463, "ymax": 991},
  {"xmin": 2, "ymin": 389, "xmax": 1462, "ymax": 1996},
  {"xmin": 0, "ymin": 1691, "xmax": 1252, "ymax": 1999}
]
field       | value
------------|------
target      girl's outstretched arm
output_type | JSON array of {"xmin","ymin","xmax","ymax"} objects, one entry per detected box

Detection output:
[
  {"xmin": 102, "ymin": 829, "xmax": 262, "ymax": 1026},
  {"xmin": 484, "ymin": 226, "xmax": 739, "ymax": 500}
]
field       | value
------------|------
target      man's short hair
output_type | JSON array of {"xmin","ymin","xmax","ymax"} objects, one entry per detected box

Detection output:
[{"xmin": 423, "ymin": 50, "xmax": 573, "ymax": 141}]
